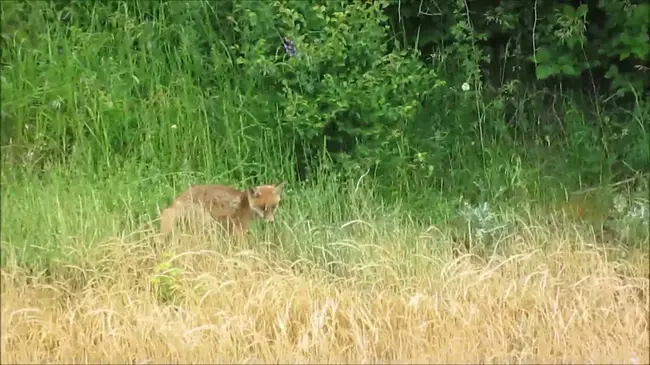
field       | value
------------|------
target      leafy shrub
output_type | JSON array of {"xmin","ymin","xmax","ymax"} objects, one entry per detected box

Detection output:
[{"xmin": 230, "ymin": 0, "xmax": 441, "ymax": 177}]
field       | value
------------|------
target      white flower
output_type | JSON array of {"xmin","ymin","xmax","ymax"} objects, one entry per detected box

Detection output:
[
  {"xmin": 613, "ymin": 194, "xmax": 627, "ymax": 215},
  {"xmin": 408, "ymin": 293, "xmax": 424, "ymax": 307},
  {"xmin": 51, "ymin": 99, "xmax": 63, "ymax": 110},
  {"xmin": 171, "ymin": 125, "xmax": 178, "ymax": 129},
  {"xmin": 461, "ymin": 82, "xmax": 470, "ymax": 92}
]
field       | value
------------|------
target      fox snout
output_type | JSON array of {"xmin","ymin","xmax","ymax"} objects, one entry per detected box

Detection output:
[
  {"xmin": 260, "ymin": 210, "xmax": 276, "ymax": 222},
  {"xmin": 251, "ymin": 205, "xmax": 278, "ymax": 222}
]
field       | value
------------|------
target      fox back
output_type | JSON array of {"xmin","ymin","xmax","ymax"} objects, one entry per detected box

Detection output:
[{"xmin": 159, "ymin": 182, "xmax": 285, "ymax": 237}]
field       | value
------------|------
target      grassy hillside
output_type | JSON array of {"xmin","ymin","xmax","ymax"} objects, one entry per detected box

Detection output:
[{"xmin": 1, "ymin": 1, "xmax": 648, "ymax": 362}]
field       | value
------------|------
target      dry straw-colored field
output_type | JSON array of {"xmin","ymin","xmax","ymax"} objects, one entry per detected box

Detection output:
[{"xmin": 2, "ymin": 220, "xmax": 648, "ymax": 364}]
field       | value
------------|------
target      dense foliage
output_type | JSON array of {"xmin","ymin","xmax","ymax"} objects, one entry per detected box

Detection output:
[
  {"xmin": 3, "ymin": 0, "xmax": 648, "ymax": 178},
  {"xmin": 1, "ymin": 0, "xmax": 648, "ymax": 229}
]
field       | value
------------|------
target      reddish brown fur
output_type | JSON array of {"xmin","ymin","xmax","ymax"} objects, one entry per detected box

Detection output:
[{"xmin": 159, "ymin": 183, "xmax": 284, "ymax": 241}]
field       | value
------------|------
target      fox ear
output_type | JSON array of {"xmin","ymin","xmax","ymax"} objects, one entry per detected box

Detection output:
[
  {"xmin": 274, "ymin": 182, "xmax": 285, "ymax": 194},
  {"xmin": 248, "ymin": 187, "xmax": 261, "ymax": 198}
]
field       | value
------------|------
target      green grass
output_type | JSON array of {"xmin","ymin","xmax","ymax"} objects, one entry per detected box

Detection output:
[
  {"xmin": 2, "ymin": 160, "xmax": 648, "ymax": 271},
  {"xmin": 1, "ymin": 0, "xmax": 648, "ymax": 269}
]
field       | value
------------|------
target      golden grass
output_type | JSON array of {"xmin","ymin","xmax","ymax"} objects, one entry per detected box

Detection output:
[{"xmin": 1, "ymin": 224, "xmax": 648, "ymax": 364}]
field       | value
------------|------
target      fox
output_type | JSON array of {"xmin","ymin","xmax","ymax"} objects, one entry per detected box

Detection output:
[{"xmin": 159, "ymin": 182, "xmax": 285, "ymax": 240}]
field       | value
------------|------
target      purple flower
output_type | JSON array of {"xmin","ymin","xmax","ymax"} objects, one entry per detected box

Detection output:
[{"xmin": 282, "ymin": 37, "xmax": 298, "ymax": 57}]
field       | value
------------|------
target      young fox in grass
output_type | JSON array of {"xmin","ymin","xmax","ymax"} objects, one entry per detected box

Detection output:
[{"xmin": 159, "ymin": 182, "xmax": 285, "ymax": 240}]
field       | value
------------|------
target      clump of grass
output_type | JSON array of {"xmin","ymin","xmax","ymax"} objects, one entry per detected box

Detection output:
[{"xmin": 1, "ymin": 215, "xmax": 648, "ymax": 363}]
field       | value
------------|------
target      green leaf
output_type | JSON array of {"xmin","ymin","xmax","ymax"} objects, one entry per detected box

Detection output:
[
  {"xmin": 561, "ymin": 4, "xmax": 576, "ymax": 17},
  {"xmin": 604, "ymin": 65, "xmax": 619, "ymax": 79},
  {"xmin": 633, "ymin": 34, "xmax": 650, "ymax": 58},
  {"xmin": 561, "ymin": 63, "xmax": 579, "ymax": 76},
  {"xmin": 536, "ymin": 64, "xmax": 557, "ymax": 79},
  {"xmin": 534, "ymin": 47, "xmax": 552, "ymax": 64},
  {"xmin": 576, "ymin": 4, "xmax": 588, "ymax": 17}
]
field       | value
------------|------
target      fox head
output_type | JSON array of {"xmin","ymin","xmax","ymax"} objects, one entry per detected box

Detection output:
[{"xmin": 247, "ymin": 182, "xmax": 285, "ymax": 222}]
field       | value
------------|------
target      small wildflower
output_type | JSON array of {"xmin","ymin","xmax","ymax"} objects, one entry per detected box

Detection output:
[
  {"xmin": 613, "ymin": 194, "xmax": 627, "ymax": 215},
  {"xmin": 627, "ymin": 201, "xmax": 649, "ymax": 222},
  {"xmin": 276, "ymin": 312, "xmax": 287, "ymax": 333},
  {"xmin": 171, "ymin": 124, "xmax": 178, "ymax": 129},
  {"xmin": 459, "ymin": 201, "xmax": 501, "ymax": 244},
  {"xmin": 461, "ymin": 82, "xmax": 470, "ymax": 92},
  {"xmin": 297, "ymin": 333, "xmax": 310, "ymax": 350},
  {"xmin": 51, "ymin": 99, "xmax": 63, "ymax": 110},
  {"xmin": 282, "ymin": 37, "xmax": 298, "ymax": 57},
  {"xmin": 408, "ymin": 293, "xmax": 424, "ymax": 307}
]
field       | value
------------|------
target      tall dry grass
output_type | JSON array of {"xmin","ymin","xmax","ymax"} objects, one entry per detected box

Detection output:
[{"xmin": 2, "ymin": 221, "xmax": 648, "ymax": 364}]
